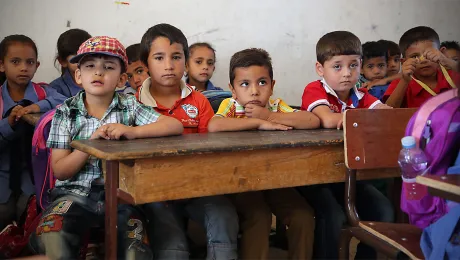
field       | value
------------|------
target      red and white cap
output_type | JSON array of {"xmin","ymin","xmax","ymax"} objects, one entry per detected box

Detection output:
[{"xmin": 70, "ymin": 36, "xmax": 128, "ymax": 71}]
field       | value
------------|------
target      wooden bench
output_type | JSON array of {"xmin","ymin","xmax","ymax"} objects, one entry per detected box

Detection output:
[
  {"xmin": 22, "ymin": 113, "xmax": 43, "ymax": 126},
  {"xmin": 417, "ymin": 175, "xmax": 460, "ymax": 203},
  {"xmin": 339, "ymin": 108, "xmax": 424, "ymax": 259}
]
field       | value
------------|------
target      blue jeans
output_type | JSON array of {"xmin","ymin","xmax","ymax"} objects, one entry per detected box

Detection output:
[
  {"xmin": 29, "ymin": 187, "xmax": 152, "ymax": 260},
  {"xmin": 143, "ymin": 195, "xmax": 239, "ymax": 260},
  {"xmin": 298, "ymin": 182, "xmax": 395, "ymax": 259}
]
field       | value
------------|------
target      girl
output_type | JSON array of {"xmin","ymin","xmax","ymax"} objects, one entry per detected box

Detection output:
[
  {"xmin": 0, "ymin": 35, "xmax": 65, "ymax": 231},
  {"xmin": 185, "ymin": 42, "xmax": 222, "ymax": 91},
  {"xmin": 49, "ymin": 29, "xmax": 91, "ymax": 97}
]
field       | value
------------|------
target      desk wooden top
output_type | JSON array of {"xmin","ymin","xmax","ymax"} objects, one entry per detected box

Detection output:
[
  {"xmin": 71, "ymin": 129, "xmax": 344, "ymax": 160},
  {"xmin": 416, "ymin": 175, "xmax": 460, "ymax": 196},
  {"xmin": 22, "ymin": 113, "xmax": 43, "ymax": 126}
]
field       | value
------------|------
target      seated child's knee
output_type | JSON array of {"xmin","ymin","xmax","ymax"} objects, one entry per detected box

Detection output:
[{"xmin": 288, "ymin": 208, "xmax": 315, "ymax": 229}]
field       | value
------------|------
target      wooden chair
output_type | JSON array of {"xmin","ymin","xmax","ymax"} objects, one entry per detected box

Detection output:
[{"xmin": 339, "ymin": 108, "xmax": 424, "ymax": 260}]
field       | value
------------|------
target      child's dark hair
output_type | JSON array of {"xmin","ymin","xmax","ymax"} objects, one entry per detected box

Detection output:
[
  {"xmin": 441, "ymin": 41, "xmax": 460, "ymax": 51},
  {"xmin": 55, "ymin": 29, "xmax": 91, "ymax": 74},
  {"xmin": 140, "ymin": 23, "xmax": 189, "ymax": 66},
  {"xmin": 126, "ymin": 43, "xmax": 141, "ymax": 64},
  {"xmin": 316, "ymin": 31, "xmax": 362, "ymax": 65},
  {"xmin": 0, "ymin": 34, "xmax": 38, "ymax": 61},
  {"xmin": 362, "ymin": 41, "xmax": 388, "ymax": 63},
  {"xmin": 377, "ymin": 39, "xmax": 401, "ymax": 57},
  {"xmin": 399, "ymin": 26, "xmax": 440, "ymax": 57},
  {"xmin": 189, "ymin": 42, "xmax": 216, "ymax": 60},
  {"xmin": 229, "ymin": 48, "xmax": 273, "ymax": 86}
]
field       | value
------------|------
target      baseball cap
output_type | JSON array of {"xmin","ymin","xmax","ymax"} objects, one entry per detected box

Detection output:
[{"xmin": 70, "ymin": 36, "xmax": 128, "ymax": 71}]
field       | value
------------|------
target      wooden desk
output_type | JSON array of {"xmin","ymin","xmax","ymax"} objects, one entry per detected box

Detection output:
[
  {"xmin": 22, "ymin": 113, "xmax": 43, "ymax": 126},
  {"xmin": 416, "ymin": 175, "xmax": 460, "ymax": 203},
  {"xmin": 71, "ymin": 130, "xmax": 401, "ymax": 260}
]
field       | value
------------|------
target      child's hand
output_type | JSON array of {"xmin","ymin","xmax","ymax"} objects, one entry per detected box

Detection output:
[
  {"xmin": 104, "ymin": 123, "xmax": 137, "ymax": 140},
  {"xmin": 374, "ymin": 103, "xmax": 393, "ymax": 109},
  {"xmin": 90, "ymin": 125, "xmax": 110, "ymax": 140},
  {"xmin": 258, "ymin": 120, "xmax": 292, "ymax": 131},
  {"xmin": 401, "ymin": 58, "xmax": 418, "ymax": 82},
  {"xmin": 15, "ymin": 104, "xmax": 40, "ymax": 120},
  {"xmin": 7, "ymin": 105, "xmax": 23, "ymax": 126},
  {"xmin": 362, "ymin": 78, "xmax": 388, "ymax": 90},
  {"xmin": 423, "ymin": 48, "xmax": 447, "ymax": 66},
  {"xmin": 245, "ymin": 104, "xmax": 271, "ymax": 120}
]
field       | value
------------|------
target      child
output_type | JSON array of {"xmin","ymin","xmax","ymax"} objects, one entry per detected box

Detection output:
[
  {"xmin": 378, "ymin": 39, "xmax": 402, "ymax": 77},
  {"xmin": 124, "ymin": 43, "xmax": 149, "ymax": 94},
  {"xmin": 359, "ymin": 41, "xmax": 390, "ymax": 100},
  {"xmin": 0, "ymin": 35, "xmax": 66, "ymax": 231},
  {"xmin": 185, "ymin": 42, "xmax": 222, "ymax": 91},
  {"xmin": 138, "ymin": 24, "xmax": 239, "ymax": 260},
  {"xmin": 384, "ymin": 26, "xmax": 459, "ymax": 108},
  {"xmin": 208, "ymin": 48, "xmax": 320, "ymax": 259},
  {"xmin": 440, "ymin": 41, "xmax": 460, "ymax": 65},
  {"xmin": 49, "ymin": 29, "xmax": 91, "ymax": 98},
  {"xmin": 32, "ymin": 36, "xmax": 184, "ymax": 260},
  {"xmin": 298, "ymin": 31, "xmax": 394, "ymax": 259}
]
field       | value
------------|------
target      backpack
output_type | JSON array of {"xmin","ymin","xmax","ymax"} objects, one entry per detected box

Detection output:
[
  {"xmin": 201, "ymin": 90, "xmax": 232, "ymax": 113},
  {"xmin": 32, "ymin": 109, "xmax": 57, "ymax": 211},
  {"xmin": 0, "ymin": 195, "xmax": 40, "ymax": 258},
  {"xmin": 401, "ymin": 88, "xmax": 460, "ymax": 229},
  {"xmin": 0, "ymin": 82, "xmax": 47, "ymax": 118}
]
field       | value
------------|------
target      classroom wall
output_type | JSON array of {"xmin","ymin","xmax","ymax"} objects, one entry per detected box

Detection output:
[{"xmin": 1, "ymin": 0, "xmax": 460, "ymax": 105}]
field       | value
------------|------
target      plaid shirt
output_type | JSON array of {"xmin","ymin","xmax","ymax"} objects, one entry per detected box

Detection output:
[
  {"xmin": 47, "ymin": 91, "xmax": 161, "ymax": 196},
  {"xmin": 215, "ymin": 98, "xmax": 298, "ymax": 118}
]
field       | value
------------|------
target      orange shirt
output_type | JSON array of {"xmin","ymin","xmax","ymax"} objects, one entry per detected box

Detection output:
[{"xmin": 136, "ymin": 79, "xmax": 214, "ymax": 134}]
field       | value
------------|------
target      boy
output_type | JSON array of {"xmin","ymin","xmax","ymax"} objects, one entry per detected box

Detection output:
[
  {"xmin": 126, "ymin": 43, "xmax": 149, "ymax": 92},
  {"xmin": 208, "ymin": 48, "xmax": 319, "ymax": 259},
  {"xmin": 359, "ymin": 41, "xmax": 390, "ymax": 100},
  {"xmin": 299, "ymin": 31, "xmax": 394, "ymax": 259},
  {"xmin": 378, "ymin": 39, "xmax": 402, "ymax": 77},
  {"xmin": 384, "ymin": 26, "xmax": 459, "ymax": 108},
  {"xmin": 32, "ymin": 36, "xmax": 183, "ymax": 260},
  {"xmin": 138, "ymin": 24, "xmax": 239, "ymax": 260},
  {"xmin": 440, "ymin": 41, "xmax": 460, "ymax": 69}
]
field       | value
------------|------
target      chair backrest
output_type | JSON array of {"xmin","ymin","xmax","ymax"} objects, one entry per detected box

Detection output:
[{"xmin": 344, "ymin": 108, "xmax": 417, "ymax": 170}]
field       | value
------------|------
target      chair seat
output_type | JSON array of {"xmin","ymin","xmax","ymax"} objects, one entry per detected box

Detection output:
[{"xmin": 358, "ymin": 221, "xmax": 424, "ymax": 260}]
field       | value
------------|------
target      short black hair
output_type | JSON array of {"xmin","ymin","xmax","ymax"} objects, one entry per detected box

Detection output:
[
  {"xmin": 55, "ymin": 29, "xmax": 91, "ymax": 74},
  {"xmin": 229, "ymin": 48, "xmax": 273, "ymax": 86},
  {"xmin": 441, "ymin": 41, "xmax": 460, "ymax": 51},
  {"xmin": 362, "ymin": 41, "xmax": 388, "ymax": 63},
  {"xmin": 399, "ymin": 26, "xmax": 440, "ymax": 57},
  {"xmin": 126, "ymin": 43, "xmax": 141, "ymax": 64},
  {"xmin": 189, "ymin": 42, "xmax": 216, "ymax": 59},
  {"xmin": 316, "ymin": 31, "xmax": 362, "ymax": 65},
  {"xmin": 0, "ymin": 34, "xmax": 38, "ymax": 61},
  {"xmin": 377, "ymin": 39, "xmax": 401, "ymax": 57},
  {"xmin": 140, "ymin": 23, "xmax": 189, "ymax": 66}
]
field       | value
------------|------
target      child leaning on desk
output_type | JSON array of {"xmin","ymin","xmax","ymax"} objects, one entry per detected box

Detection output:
[
  {"xmin": 297, "ymin": 30, "xmax": 394, "ymax": 260},
  {"xmin": 208, "ymin": 48, "xmax": 320, "ymax": 260},
  {"xmin": 29, "ymin": 36, "xmax": 183, "ymax": 260}
]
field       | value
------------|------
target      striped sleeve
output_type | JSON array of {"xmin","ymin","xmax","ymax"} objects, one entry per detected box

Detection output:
[
  {"xmin": 301, "ymin": 81, "xmax": 330, "ymax": 112},
  {"xmin": 214, "ymin": 98, "xmax": 236, "ymax": 118}
]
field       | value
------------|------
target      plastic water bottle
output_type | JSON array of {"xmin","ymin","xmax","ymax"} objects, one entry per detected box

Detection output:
[{"xmin": 398, "ymin": 136, "xmax": 428, "ymax": 200}]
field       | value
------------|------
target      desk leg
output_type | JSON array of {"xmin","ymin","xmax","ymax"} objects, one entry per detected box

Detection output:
[{"xmin": 105, "ymin": 160, "xmax": 119, "ymax": 260}]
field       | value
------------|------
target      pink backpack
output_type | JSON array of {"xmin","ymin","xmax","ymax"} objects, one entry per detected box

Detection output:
[{"xmin": 401, "ymin": 88, "xmax": 460, "ymax": 229}]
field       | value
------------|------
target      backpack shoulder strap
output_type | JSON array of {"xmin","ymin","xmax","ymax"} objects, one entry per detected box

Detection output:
[
  {"xmin": 32, "ymin": 83, "xmax": 47, "ymax": 101},
  {"xmin": 411, "ymin": 89, "xmax": 458, "ymax": 143}
]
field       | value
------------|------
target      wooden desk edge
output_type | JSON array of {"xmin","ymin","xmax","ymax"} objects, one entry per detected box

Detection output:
[
  {"xmin": 22, "ymin": 113, "xmax": 43, "ymax": 126},
  {"xmin": 416, "ymin": 175, "xmax": 460, "ymax": 196},
  {"xmin": 71, "ymin": 139, "xmax": 344, "ymax": 161}
]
